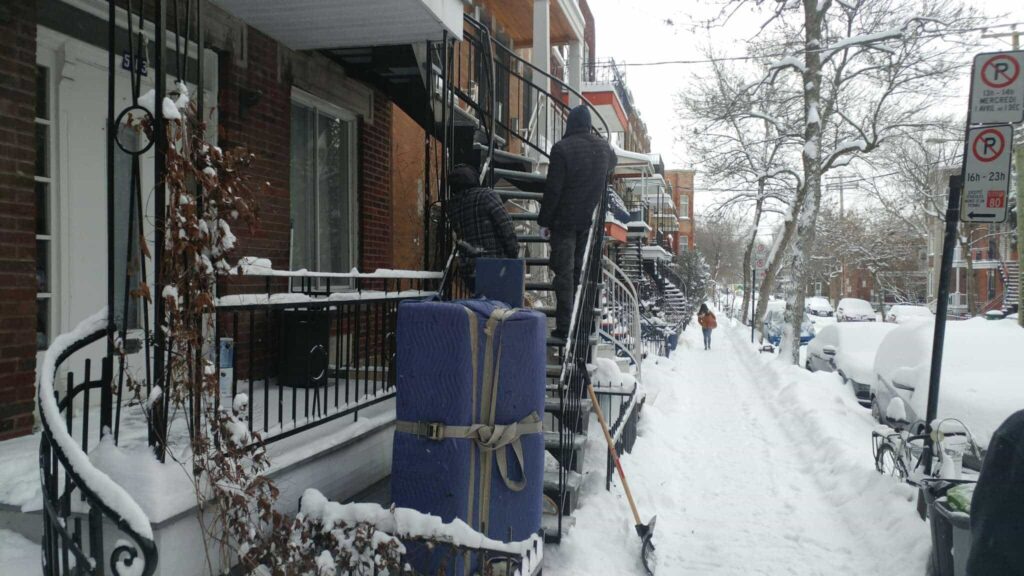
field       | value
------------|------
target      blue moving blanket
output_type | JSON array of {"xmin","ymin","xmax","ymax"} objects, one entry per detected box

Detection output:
[{"xmin": 392, "ymin": 299, "xmax": 546, "ymax": 573}]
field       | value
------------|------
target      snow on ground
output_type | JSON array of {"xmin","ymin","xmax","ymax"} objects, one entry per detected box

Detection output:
[
  {"xmin": 545, "ymin": 316, "xmax": 929, "ymax": 575},
  {"xmin": 0, "ymin": 529, "xmax": 40, "ymax": 575}
]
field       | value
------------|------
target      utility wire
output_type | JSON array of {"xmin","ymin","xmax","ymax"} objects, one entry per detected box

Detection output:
[{"xmin": 590, "ymin": 21, "xmax": 1024, "ymax": 69}]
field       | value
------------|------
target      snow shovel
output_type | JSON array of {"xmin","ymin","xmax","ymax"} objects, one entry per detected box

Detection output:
[{"xmin": 587, "ymin": 382, "xmax": 657, "ymax": 575}]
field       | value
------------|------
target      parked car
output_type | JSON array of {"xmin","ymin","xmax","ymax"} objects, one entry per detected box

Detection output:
[
  {"xmin": 763, "ymin": 301, "xmax": 815, "ymax": 347},
  {"xmin": 885, "ymin": 304, "xmax": 932, "ymax": 324},
  {"xmin": 872, "ymin": 318, "xmax": 1024, "ymax": 449},
  {"xmin": 836, "ymin": 298, "xmax": 876, "ymax": 322},
  {"xmin": 806, "ymin": 296, "xmax": 834, "ymax": 317},
  {"xmin": 805, "ymin": 323, "xmax": 896, "ymax": 405}
]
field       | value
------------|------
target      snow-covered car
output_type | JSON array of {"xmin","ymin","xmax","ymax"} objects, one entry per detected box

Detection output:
[
  {"xmin": 763, "ymin": 301, "xmax": 814, "ymax": 347},
  {"xmin": 835, "ymin": 298, "xmax": 876, "ymax": 322},
  {"xmin": 806, "ymin": 296, "xmax": 834, "ymax": 317},
  {"xmin": 872, "ymin": 318, "xmax": 1024, "ymax": 449},
  {"xmin": 884, "ymin": 304, "xmax": 932, "ymax": 324},
  {"xmin": 805, "ymin": 323, "xmax": 895, "ymax": 405}
]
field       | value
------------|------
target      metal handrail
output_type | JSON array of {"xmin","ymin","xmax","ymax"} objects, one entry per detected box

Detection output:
[
  {"xmin": 600, "ymin": 256, "xmax": 643, "ymax": 376},
  {"xmin": 38, "ymin": 312, "xmax": 157, "ymax": 575}
]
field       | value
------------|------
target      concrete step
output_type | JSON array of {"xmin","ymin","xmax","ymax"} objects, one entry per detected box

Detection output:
[
  {"xmin": 510, "ymin": 212, "xmax": 541, "ymax": 221},
  {"xmin": 518, "ymin": 235, "xmax": 550, "ymax": 243},
  {"xmin": 527, "ymin": 281, "xmax": 554, "ymax": 291}
]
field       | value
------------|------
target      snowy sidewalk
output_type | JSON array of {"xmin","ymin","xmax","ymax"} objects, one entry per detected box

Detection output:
[{"xmin": 545, "ymin": 318, "xmax": 929, "ymax": 575}]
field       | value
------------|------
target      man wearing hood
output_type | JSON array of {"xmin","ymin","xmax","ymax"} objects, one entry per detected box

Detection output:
[
  {"xmin": 965, "ymin": 409, "xmax": 1024, "ymax": 575},
  {"xmin": 539, "ymin": 105, "xmax": 617, "ymax": 340},
  {"xmin": 446, "ymin": 164, "xmax": 519, "ymax": 288}
]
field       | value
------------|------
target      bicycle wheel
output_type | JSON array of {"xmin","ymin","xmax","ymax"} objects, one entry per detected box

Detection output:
[{"xmin": 875, "ymin": 443, "xmax": 907, "ymax": 479}]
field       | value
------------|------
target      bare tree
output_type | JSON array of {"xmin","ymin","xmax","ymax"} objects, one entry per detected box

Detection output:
[
  {"xmin": 723, "ymin": 0, "xmax": 984, "ymax": 362},
  {"xmin": 680, "ymin": 51, "xmax": 801, "ymax": 326}
]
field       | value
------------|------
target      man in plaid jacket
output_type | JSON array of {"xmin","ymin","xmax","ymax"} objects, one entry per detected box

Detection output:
[{"xmin": 447, "ymin": 165, "xmax": 519, "ymax": 288}]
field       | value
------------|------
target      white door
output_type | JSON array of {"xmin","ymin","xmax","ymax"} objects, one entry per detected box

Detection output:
[{"xmin": 37, "ymin": 26, "xmax": 217, "ymax": 398}]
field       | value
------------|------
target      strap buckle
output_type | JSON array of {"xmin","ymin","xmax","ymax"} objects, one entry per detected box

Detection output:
[{"xmin": 426, "ymin": 421, "xmax": 445, "ymax": 441}]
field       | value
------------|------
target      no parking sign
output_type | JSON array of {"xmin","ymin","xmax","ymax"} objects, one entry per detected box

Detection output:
[
  {"xmin": 961, "ymin": 124, "xmax": 1013, "ymax": 223},
  {"xmin": 970, "ymin": 51, "xmax": 1024, "ymax": 124}
]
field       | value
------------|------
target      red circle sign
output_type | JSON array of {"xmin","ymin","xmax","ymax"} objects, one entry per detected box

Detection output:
[
  {"xmin": 972, "ymin": 128, "xmax": 1006, "ymax": 163},
  {"xmin": 981, "ymin": 55, "xmax": 1021, "ymax": 89}
]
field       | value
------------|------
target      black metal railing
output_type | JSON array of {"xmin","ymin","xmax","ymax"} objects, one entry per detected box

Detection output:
[
  {"xmin": 600, "ymin": 391, "xmax": 643, "ymax": 491},
  {"xmin": 39, "ymin": 316, "xmax": 158, "ymax": 576},
  {"xmin": 216, "ymin": 272, "xmax": 441, "ymax": 443}
]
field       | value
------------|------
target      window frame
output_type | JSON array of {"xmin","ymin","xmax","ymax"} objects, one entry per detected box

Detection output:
[
  {"xmin": 288, "ymin": 88, "xmax": 359, "ymax": 283},
  {"xmin": 35, "ymin": 62, "xmax": 56, "ymax": 351}
]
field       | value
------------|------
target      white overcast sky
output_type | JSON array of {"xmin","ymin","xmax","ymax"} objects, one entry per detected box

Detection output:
[{"xmin": 588, "ymin": 0, "xmax": 1024, "ymax": 211}]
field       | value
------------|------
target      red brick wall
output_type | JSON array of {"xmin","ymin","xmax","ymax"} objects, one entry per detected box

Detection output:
[
  {"xmin": 0, "ymin": 1, "xmax": 39, "ymax": 440},
  {"xmin": 359, "ymin": 92, "xmax": 393, "ymax": 275}
]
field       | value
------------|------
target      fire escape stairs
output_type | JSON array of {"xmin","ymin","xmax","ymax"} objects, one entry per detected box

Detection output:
[{"xmin": 1002, "ymin": 260, "xmax": 1020, "ymax": 314}]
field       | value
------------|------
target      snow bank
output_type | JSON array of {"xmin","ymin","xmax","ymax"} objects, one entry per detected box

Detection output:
[
  {"xmin": 0, "ymin": 529, "xmax": 41, "ymax": 576},
  {"xmin": 38, "ymin": 309, "xmax": 154, "ymax": 539},
  {"xmin": 743, "ymin": 331, "xmax": 930, "ymax": 573}
]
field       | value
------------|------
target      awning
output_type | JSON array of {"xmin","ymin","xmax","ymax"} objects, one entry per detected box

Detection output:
[{"xmin": 210, "ymin": 0, "xmax": 464, "ymax": 50}]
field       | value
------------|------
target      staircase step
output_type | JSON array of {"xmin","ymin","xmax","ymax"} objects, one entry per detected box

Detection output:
[
  {"xmin": 544, "ymin": 431, "xmax": 586, "ymax": 451},
  {"xmin": 544, "ymin": 395, "xmax": 592, "ymax": 415},
  {"xmin": 544, "ymin": 468, "xmax": 583, "ymax": 494},
  {"xmin": 542, "ymin": 513, "xmax": 576, "ymax": 540},
  {"xmin": 518, "ymin": 235, "xmax": 551, "ymax": 243},
  {"xmin": 474, "ymin": 143, "xmax": 537, "ymax": 167},
  {"xmin": 527, "ymin": 281, "xmax": 555, "ymax": 291},
  {"xmin": 510, "ymin": 212, "xmax": 541, "ymax": 221},
  {"xmin": 546, "ymin": 334, "xmax": 599, "ymax": 347},
  {"xmin": 497, "ymin": 189, "xmax": 544, "ymax": 202},
  {"xmin": 494, "ymin": 167, "xmax": 546, "ymax": 184},
  {"xmin": 547, "ymin": 364, "xmax": 562, "ymax": 377}
]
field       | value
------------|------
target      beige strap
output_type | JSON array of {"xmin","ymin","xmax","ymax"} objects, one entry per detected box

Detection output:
[
  {"xmin": 464, "ymin": 307, "xmax": 479, "ymax": 537},
  {"xmin": 394, "ymin": 412, "xmax": 542, "ymax": 492}
]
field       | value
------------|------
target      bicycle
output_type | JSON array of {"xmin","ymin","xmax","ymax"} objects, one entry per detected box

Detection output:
[{"xmin": 872, "ymin": 418, "xmax": 984, "ymax": 485}]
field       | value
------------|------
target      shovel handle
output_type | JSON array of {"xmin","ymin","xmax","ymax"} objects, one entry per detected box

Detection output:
[{"xmin": 587, "ymin": 383, "xmax": 644, "ymax": 526}]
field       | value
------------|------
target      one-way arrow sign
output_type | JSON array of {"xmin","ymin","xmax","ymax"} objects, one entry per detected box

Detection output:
[{"xmin": 961, "ymin": 124, "xmax": 1013, "ymax": 224}]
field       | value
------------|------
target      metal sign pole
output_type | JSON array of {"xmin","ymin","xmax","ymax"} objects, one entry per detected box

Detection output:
[{"xmin": 925, "ymin": 175, "xmax": 962, "ymax": 474}]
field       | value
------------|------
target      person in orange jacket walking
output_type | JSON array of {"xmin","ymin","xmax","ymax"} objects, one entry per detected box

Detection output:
[{"xmin": 697, "ymin": 303, "xmax": 718, "ymax": 350}]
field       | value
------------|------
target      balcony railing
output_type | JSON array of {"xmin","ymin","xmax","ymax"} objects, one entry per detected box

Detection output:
[{"xmin": 215, "ymin": 268, "xmax": 442, "ymax": 444}]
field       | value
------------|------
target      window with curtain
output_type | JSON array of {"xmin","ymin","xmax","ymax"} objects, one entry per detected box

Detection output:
[{"xmin": 290, "ymin": 96, "xmax": 357, "ymax": 282}]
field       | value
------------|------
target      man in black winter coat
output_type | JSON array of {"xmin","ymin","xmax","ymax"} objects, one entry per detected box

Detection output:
[
  {"xmin": 539, "ymin": 105, "xmax": 617, "ymax": 339},
  {"xmin": 966, "ymin": 409, "xmax": 1024, "ymax": 575},
  {"xmin": 447, "ymin": 164, "xmax": 518, "ymax": 289}
]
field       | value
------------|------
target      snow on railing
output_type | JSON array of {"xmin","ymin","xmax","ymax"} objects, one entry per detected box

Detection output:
[
  {"xmin": 229, "ymin": 256, "xmax": 444, "ymax": 280},
  {"xmin": 38, "ymin": 308, "xmax": 154, "ymax": 542},
  {"xmin": 300, "ymin": 489, "xmax": 543, "ymax": 575}
]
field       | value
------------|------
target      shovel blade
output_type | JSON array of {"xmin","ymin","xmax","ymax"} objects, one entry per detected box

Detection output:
[{"xmin": 636, "ymin": 516, "xmax": 657, "ymax": 575}]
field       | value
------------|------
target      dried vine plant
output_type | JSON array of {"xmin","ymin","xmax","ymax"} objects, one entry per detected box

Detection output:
[{"xmin": 142, "ymin": 87, "xmax": 411, "ymax": 575}]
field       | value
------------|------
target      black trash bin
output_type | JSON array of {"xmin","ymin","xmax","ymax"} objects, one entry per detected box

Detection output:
[{"xmin": 922, "ymin": 479, "xmax": 974, "ymax": 576}]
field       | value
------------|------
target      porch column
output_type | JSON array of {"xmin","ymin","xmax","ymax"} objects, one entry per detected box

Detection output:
[
  {"xmin": 568, "ymin": 40, "xmax": 582, "ymax": 107},
  {"xmin": 532, "ymin": 0, "xmax": 550, "ymax": 148}
]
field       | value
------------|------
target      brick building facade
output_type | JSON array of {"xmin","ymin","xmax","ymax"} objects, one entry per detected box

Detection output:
[
  {"xmin": 0, "ymin": 0, "xmax": 407, "ymax": 439},
  {"xmin": 664, "ymin": 169, "xmax": 695, "ymax": 252},
  {"xmin": 0, "ymin": 1, "xmax": 40, "ymax": 440}
]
